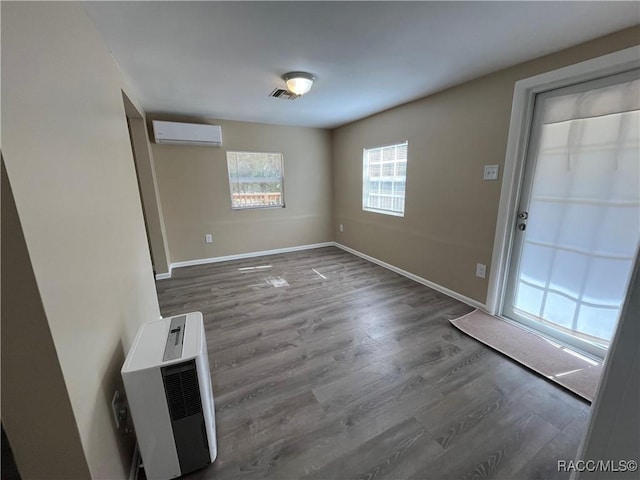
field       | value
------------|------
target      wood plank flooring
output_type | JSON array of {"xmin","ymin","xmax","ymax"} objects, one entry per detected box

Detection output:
[{"xmin": 155, "ymin": 246, "xmax": 590, "ymax": 480}]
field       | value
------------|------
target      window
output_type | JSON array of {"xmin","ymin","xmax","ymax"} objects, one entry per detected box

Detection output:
[
  {"xmin": 226, "ymin": 151, "xmax": 285, "ymax": 209},
  {"xmin": 362, "ymin": 142, "xmax": 408, "ymax": 216}
]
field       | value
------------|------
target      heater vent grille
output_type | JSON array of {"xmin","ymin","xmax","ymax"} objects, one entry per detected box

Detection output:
[{"xmin": 162, "ymin": 360, "xmax": 202, "ymax": 421}]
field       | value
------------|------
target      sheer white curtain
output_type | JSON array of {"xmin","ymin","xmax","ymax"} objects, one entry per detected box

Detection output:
[{"xmin": 515, "ymin": 79, "xmax": 640, "ymax": 345}]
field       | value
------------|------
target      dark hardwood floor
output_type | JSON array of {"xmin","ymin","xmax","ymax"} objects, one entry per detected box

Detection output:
[{"xmin": 155, "ymin": 246, "xmax": 590, "ymax": 480}]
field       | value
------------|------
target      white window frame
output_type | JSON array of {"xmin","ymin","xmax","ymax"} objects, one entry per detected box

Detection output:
[
  {"xmin": 362, "ymin": 141, "xmax": 408, "ymax": 217},
  {"xmin": 226, "ymin": 150, "xmax": 285, "ymax": 210},
  {"xmin": 486, "ymin": 47, "xmax": 640, "ymax": 315}
]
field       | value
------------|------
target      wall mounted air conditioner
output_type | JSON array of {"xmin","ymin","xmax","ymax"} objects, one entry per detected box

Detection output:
[
  {"xmin": 152, "ymin": 120, "xmax": 222, "ymax": 147},
  {"xmin": 122, "ymin": 312, "xmax": 217, "ymax": 479}
]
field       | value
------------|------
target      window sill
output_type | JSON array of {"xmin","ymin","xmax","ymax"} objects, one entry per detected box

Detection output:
[
  {"xmin": 363, "ymin": 207, "xmax": 404, "ymax": 217},
  {"xmin": 232, "ymin": 205, "xmax": 286, "ymax": 211}
]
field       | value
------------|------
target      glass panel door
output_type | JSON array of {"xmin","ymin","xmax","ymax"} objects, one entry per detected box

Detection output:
[{"xmin": 503, "ymin": 69, "xmax": 640, "ymax": 359}]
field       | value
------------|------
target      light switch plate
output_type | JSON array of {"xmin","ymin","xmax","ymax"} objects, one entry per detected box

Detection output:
[
  {"xmin": 483, "ymin": 165, "xmax": 499, "ymax": 181},
  {"xmin": 205, "ymin": 234, "xmax": 213, "ymax": 243},
  {"xmin": 476, "ymin": 263, "xmax": 487, "ymax": 279}
]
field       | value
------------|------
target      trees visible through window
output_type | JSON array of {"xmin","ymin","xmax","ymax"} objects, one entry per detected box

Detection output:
[
  {"xmin": 362, "ymin": 142, "xmax": 408, "ymax": 216},
  {"xmin": 226, "ymin": 151, "xmax": 285, "ymax": 209}
]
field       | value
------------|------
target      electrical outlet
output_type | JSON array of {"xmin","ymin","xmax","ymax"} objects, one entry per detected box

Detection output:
[
  {"xmin": 205, "ymin": 234, "xmax": 213, "ymax": 243},
  {"xmin": 111, "ymin": 390, "xmax": 122, "ymax": 429},
  {"xmin": 476, "ymin": 263, "xmax": 487, "ymax": 279},
  {"xmin": 339, "ymin": 224, "xmax": 344, "ymax": 232},
  {"xmin": 483, "ymin": 165, "xmax": 499, "ymax": 181},
  {"xmin": 111, "ymin": 389, "xmax": 130, "ymax": 432}
]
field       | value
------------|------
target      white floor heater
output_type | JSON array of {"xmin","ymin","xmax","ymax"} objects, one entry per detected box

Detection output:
[{"xmin": 122, "ymin": 312, "xmax": 217, "ymax": 479}]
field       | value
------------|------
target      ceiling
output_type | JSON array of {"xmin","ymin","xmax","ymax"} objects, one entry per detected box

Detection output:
[{"xmin": 84, "ymin": 1, "xmax": 639, "ymax": 129}]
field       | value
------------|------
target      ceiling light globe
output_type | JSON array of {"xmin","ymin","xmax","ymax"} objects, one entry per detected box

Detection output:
[{"xmin": 283, "ymin": 72, "xmax": 316, "ymax": 96}]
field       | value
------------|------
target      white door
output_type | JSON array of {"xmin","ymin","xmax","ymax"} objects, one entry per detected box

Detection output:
[{"xmin": 503, "ymin": 69, "xmax": 640, "ymax": 359}]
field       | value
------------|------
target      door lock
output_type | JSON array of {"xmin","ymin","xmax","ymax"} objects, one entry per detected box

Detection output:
[
  {"xmin": 518, "ymin": 224, "xmax": 526, "ymax": 231},
  {"xmin": 518, "ymin": 211, "xmax": 528, "ymax": 220}
]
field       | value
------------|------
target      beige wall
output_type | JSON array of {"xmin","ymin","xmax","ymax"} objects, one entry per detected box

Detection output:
[
  {"xmin": 2, "ymin": 161, "xmax": 92, "ymax": 479},
  {"xmin": 332, "ymin": 26, "xmax": 640, "ymax": 304},
  {"xmin": 2, "ymin": 2, "xmax": 160, "ymax": 478},
  {"xmin": 151, "ymin": 117, "xmax": 332, "ymax": 263},
  {"xmin": 124, "ymin": 95, "xmax": 172, "ymax": 274}
]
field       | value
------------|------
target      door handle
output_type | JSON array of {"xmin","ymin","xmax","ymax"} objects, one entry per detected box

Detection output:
[
  {"xmin": 518, "ymin": 211, "xmax": 528, "ymax": 220},
  {"xmin": 518, "ymin": 224, "xmax": 526, "ymax": 231}
]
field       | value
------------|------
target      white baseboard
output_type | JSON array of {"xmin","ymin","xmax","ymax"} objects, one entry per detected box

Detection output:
[
  {"xmin": 333, "ymin": 242, "xmax": 486, "ymax": 311},
  {"xmin": 162, "ymin": 242, "xmax": 334, "ymax": 275},
  {"xmin": 156, "ymin": 240, "xmax": 486, "ymax": 311},
  {"xmin": 155, "ymin": 270, "xmax": 172, "ymax": 280}
]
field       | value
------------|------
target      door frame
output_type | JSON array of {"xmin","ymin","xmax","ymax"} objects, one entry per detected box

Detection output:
[{"xmin": 486, "ymin": 46, "xmax": 640, "ymax": 316}]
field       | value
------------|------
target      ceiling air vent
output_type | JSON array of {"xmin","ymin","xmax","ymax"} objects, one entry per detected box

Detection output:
[{"xmin": 269, "ymin": 88, "xmax": 299, "ymax": 100}]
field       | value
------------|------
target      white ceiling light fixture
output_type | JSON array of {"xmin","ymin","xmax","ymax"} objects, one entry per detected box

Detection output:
[{"xmin": 282, "ymin": 71, "xmax": 316, "ymax": 96}]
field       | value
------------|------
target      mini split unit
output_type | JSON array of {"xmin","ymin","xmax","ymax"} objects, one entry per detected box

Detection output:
[{"xmin": 152, "ymin": 120, "xmax": 222, "ymax": 147}]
